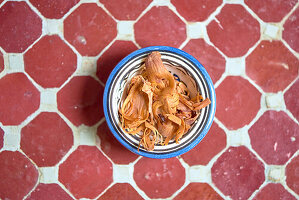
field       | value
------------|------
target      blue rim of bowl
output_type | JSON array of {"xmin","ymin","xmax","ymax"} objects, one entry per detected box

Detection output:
[{"xmin": 103, "ymin": 46, "xmax": 216, "ymax": 159}]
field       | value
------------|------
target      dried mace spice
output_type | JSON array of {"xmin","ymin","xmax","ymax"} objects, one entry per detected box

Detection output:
[{"xmin": 119, "ymin": 51, "xmax": 211, "ymax": 151}]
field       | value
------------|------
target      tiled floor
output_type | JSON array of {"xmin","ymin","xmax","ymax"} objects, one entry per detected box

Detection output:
[{"xmin": 0, "ymin": 0, "xmax": 298, "ymax": 199}]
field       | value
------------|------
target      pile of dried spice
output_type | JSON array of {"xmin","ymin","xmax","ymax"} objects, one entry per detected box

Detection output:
[{"xmin": 119, "ymin": 51, "xmax": 211, "ymax": 151}]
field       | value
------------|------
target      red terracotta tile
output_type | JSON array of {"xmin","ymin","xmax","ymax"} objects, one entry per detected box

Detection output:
[
  {"xmin": 21, "ymin": 112, "xmax": 73, "ymax": 167},
  {"xmin": 174, "ymin": 183, "xmax": 223, "ymax": 200},
  {"xmin": 216, "ymin": 76, "xmax": 261, "ymax": 130},
  {"xmin": 98, "ymin": 183, "xmax": 143, "ymax": 200},
  {"xmin": 0, "ymin": 73, "xmax": 40, "ymax": 125},
  {"xmin": 100, "ymin": 0, "xmax": 152, "ymax": 20},
  {"xmin": 0, "ymin": 2, "xmax": 42, "ymax": 53},
  {"xmin": 286, "ymin": 155, "xmax": 299, "ymax": 194},
  {"xmin": 64, "ymin": 3, "xmax": 117, "ymax": 56},
  {"xmin": 59, "ymin": 145, "xmax": 113, "ymax": 199},
  {"xmin": 24, "ymin": 35, "xmax": 77, "ymax": 88},
  {"xmin": 134, "ymin": 157, "xmax": 185, "ymax": 198},
  {"xmin": 181, "ymin": 122, "xmax": 226, "ymax": 166},
  {"xmin": 135, "ymin": 6, "xmax": 186, "ymax": 48},
  {"xmin": 57, "ymin": 76, "xmax": 103, "ymax": 126},
  {"xmin": 0, "ymin": 51, "xmax": 3, "ymax": 73},
  {"xmin": 97, "ymin": 40, "xmax": 138, "ymax": 83},
  {"xmin": 249, "ymin": 111, "xmax": 299, "ymax": 165},
  {"xmin": 283, "ymin": 7, "xmax": 299, "ymax": 52},
  {"xmin": 97, "ymin": 121, "xmax": 139, "ymax": 164},
  {"xmin": 253, "ymin": 183, "xmax": 296, "ymax": 200},
  {"xmin": 29, "ymin": 0, "xmax": 79, "ymax": 19},
  {"xmin": 207, "ymin": 4, "xmax": 260, "ymax": 57},
  {"xmin": 246, "ymin": 40, "xmax": 299, "ymax": 93},
  {"xmin": 171, "ymin": 0, "xmax": 222, "ymax": 22},
  {"xmin": 212, "ymin": 146, "xmax": 265, "ymax": 200},
  {"xmin": 245, "ymin": 0, "xmax": 297, "ymax": 22},
  {"xmin": 26, "ymin": 183, "xmax": 73, "ymax": 200},
  {"xmin": 0, "ymin": 128, "xmax": 3, "ymax": 149},
  {"xmin": 182, "ymin": 39, "xmax": 225, "ymax": 83},
  {"xmin": 285, "ymin": 80, "xmax": 299, "ymax": 121},
  {"xmin": 0, "ymin": 151, "xmax": 38, "ymax": 200}
]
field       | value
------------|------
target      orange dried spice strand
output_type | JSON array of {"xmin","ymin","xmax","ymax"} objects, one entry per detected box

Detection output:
[{"xmin": 119, "ymin": 51, "xmax": 211, "ymax": 151}]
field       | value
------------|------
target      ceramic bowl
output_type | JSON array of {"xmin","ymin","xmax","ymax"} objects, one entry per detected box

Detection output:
[{"xmin": 103, "ymin": 46, "xmax": 216, "ymax": 159}]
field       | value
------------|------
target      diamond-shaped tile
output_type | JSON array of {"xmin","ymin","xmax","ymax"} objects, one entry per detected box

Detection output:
[
  {"xmin": 135, "ymin": 6, "xmax": 186, "ymax": 48},
  {"xmin": 283, "ymin": 7, "xmax": 299, "ymax": 52},
  {"xmin": 171, "ymin": 0, "xmax": 222, "ymax": 22},
  {"xmin": 24, "ymin": 35, "xmax": 77, "ymax": 88},
  {"xmin": 40, "ymin": 167, "xmax": 58, "ymax": 183},
  {"xmin": 249, "ymin": 111, "xmax": 299, "ymax": 165},
  {"xmin": 0, "ymin": 73, "xmax": 40, "ymax": 125},
  {"xmin": 245, "ymin": 0, "xmax": 297, "ymax": 22},
  {"xmin": 26, "ymin": 183, "xmax": 73, "ymax": 200},
  {"xmin": 64, "ymin": 3, "xmax": 117, "ymax": 56},
  {"xmin": 0, "ymin": 151, "xmax": 38, "ymax": 200},
  {"xmin": 21, "ymin": 112, "xmax": 73, "ymax": 167},
  {"xmin": 216, "ymin": 76, "xmax": 261, "ymax": 130},
  {"xmin": 267, "ymin": 166, "xmax": 284, "ymax": 182},
  {"xmin": 0, "ymin": 1, "xmax": 42, "ymax": 53},
  {"xmin": 225, "ymin": 58, "xmax": 245, "ymax": 76},
  {"xmin": 29, "ymin": 0, "xmax": 79, "ymax": 19},
  {"xmin": 284, "ymin": 80, "xmax": 299, "ymax": 121},
  {"xmin": 264, "ymin": 24, "xmax": 279, "ymax": 38},
  {"xmin": 134, "ymin": 157, "xmax": 185, "ymax": 198},
  {"xmin": 181, "ymin": 122, "xmax": 226, "ymax": 166},
  {"xmin": 59, "ymin": 145, "xmax": 113, "ymax": 199},
  {"xmin": 207, "ymin": 4, "xmax": 260, "ymax": 57},
  {"xmin": 57, "ymin": 76, "xmax": 104, "ymax": 126},
  {"xmin": 98, "ymin": 183, "xmax": 143, "ymax": 200},
  {"xmin": 2, "ymin": 127, "xmax": 21, "ymax": 151},
  {"xmin": 8, "ymin": 54, "xmax": 24, "ymax": 71},
  {"xmin": 117, "ymin": 21, "xmax": 134, "ymax": 40},
  {"xmin": 97, "ymin": 121, "xmax": 139, "ymax": 164},
  {"xmin": 253, "ymin": 183, "xmax": 297, "ymax": 200},
  {"xmin": 100, "ymin": 0, "xmax": 152, "ymax": 20},
  {"xmin": 286, "ymin": 155, "xmax": 299, "ymax": 195},
  {"xmin": 97, "ymin": 40, "xmax": 138, "ymax": 83},
  {"xmin": 174, "ymin": 183, "xmax": 223, "ymax": 200},
  {"xmin": 265, "ymin": 93, "xmax": 284, "ymax": 109},
  {"xmin": 212, "ymin": 146, "xmax": 265, "ymax": 200},
  {"xmin": 246, "ymin": 40, "xmax": 299, "ymax": 93}
]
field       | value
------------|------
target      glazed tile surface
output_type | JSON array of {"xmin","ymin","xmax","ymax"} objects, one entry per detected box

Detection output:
[{"xmin": 0, "ymin": 0, "xmax": 298, "ymax": 199}]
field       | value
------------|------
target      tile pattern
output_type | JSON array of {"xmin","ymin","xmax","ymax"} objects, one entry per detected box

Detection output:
[
  {"xmin": 26, "ymin": 183, "xmax": 73, "ymax": 200},
  {"xmin": 207, "ymin": 4, "xmax": 260, "ymax": 57},
  {"xmin": 283, "ymin": 7, "xmax": 299, "ymax": 61},
  {"xmin": 21, "ymin": 112, "xmax": 73, "ymax": 167},
  {"xmin": 0, "ymin": 73, "xmax": 40, "ymax": 125},
  {"xmin": 29, "ymin": 0, "xmax": 79, "ymax": 19},
  {"xmin": 64, "ymin": 3, "xmax": 117, "ymax": 56},
  {"xmin": 98, "ymin": 183, "xmax": 143, "ymax": 200},
  {"xmin": 212, "ymin": 146, "xmax": 265, "ymax": 200},
  {"xmin": 0, "ymin": 1, "xmax": 42, "ymax": 53},
  {"xmin": 134, "ymin": 6, "xmax": 186, "ymax": 48},
  {"xmin": 0, "ymin": 151, "xmax": 38, "ymax": 200},
  {"xmin": 252, "ymin": 183, "xmax": 297, "ymax": 200},
  {"xmin": 171, "ymin": 0, "xmax": 222, "ymax": 22},
  {"xmin": 24, "ymin": 35, "xmax": 77, "ymax": 88},
  {"xmin": 0, "ymin": 0, "xmax": 298, "ymax": 199}
]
